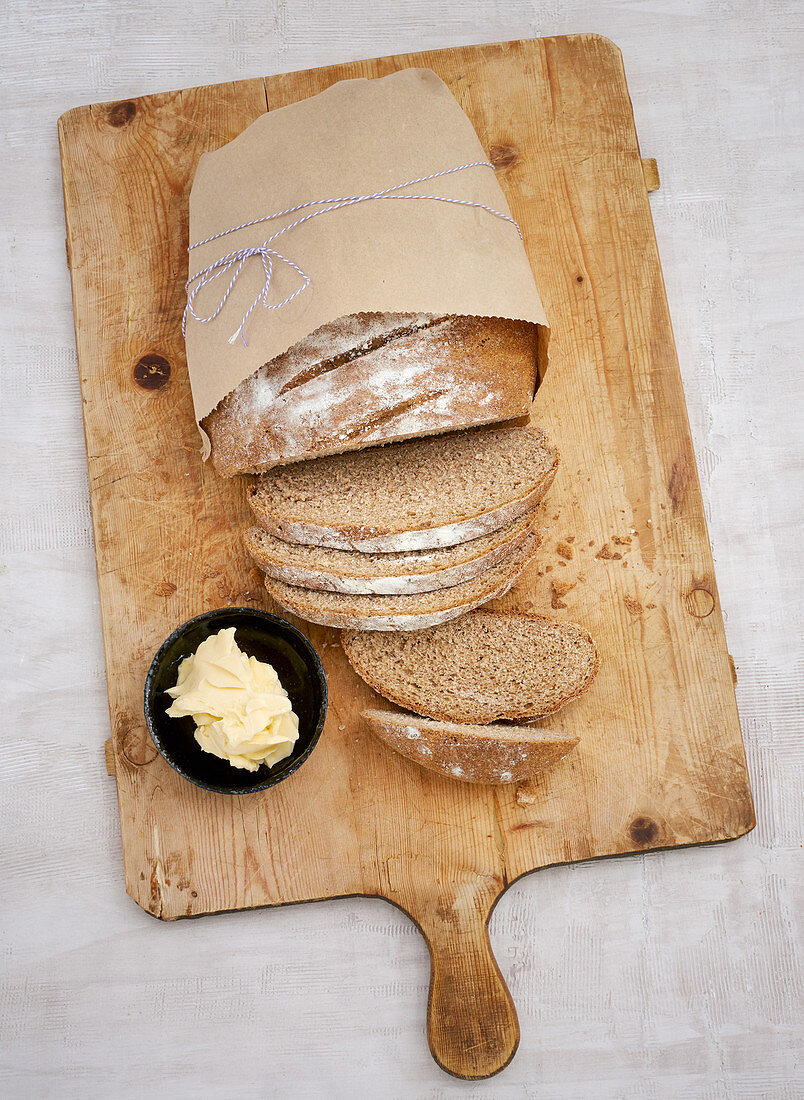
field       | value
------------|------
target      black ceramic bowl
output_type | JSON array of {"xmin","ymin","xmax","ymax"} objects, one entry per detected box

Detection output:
[{"xmin": 144, "ymin": 607, "xmax": 327, "ymax": 794}]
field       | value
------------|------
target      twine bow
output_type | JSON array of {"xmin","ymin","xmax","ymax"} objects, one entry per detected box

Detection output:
[{"xmin": 183, "ymin": 162, "xmax": 521, "ymax": 347}]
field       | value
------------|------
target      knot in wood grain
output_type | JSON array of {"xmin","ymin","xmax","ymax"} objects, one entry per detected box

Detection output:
[
  {"xmin": 685, "ymin": 585, "xmax": 715, "ymax": 618},
  {"xmin": 629, "ymin": 816, "xmax": 659, "ymax": 846},
  {"xmin": 107, "ymin": 100, "xmax": 137, "ymax": 128},
  {"xmin": 489, "ymin": 142, "xmax": 520, "ymax": 170},
  {"xmin": 119, "ymin": 720, "xmax": 159, "ymax": 767},
  {"xmin": 133, "ymin": 354, "xmax": 171, "ymax": 390}
]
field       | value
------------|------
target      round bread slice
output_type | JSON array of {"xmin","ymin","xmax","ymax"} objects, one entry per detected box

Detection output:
[
  {"xmin": 263, "ymin": 533, "xmax": 539, "ymax": 630},
  {"xmin": 245, "ymin": 511, "xmax": 540, "ymax": 595},
  {"xmin": 343, "ymin": 611, "xmax": 599, "ymax": 723},
  {"xmin": 362, "ymin": 709, "xmax": 580, "ymax": 784},
  {"xmin": 249, "ymin": 422, "xmax": 559, "ymax": 552}
]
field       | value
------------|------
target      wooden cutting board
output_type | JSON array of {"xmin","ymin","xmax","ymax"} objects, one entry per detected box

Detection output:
[{"xmin": 59, "ymin": 34, "xmax": 754, "ymax": 1080}]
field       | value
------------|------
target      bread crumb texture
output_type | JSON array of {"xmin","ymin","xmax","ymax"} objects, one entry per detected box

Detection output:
[
  {"xmin": 344, "ymin": 610, "xmax": 599, "ymax": 723},
  {"xmin": 250, "ymin": 421, "xmax": 557, "ymax": 533}
]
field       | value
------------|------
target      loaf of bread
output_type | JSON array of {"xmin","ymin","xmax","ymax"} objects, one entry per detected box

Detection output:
[
  {"xmin": 343, "ymin": 611, "xmax": 599, "ymax": 723},
  {"xmin": 244, "ymin": 510, "xmax": 540, "ymax": 595},
  {"xmin": 249, "ymin": 422, "xmax": 558, "ymax": 553},
  {"xmin": 362, "ymin": 709, "xmax": 580, "ymax": 784},
  {"xmin": 203, "ymin": 312, "xmax": 539, "ymax": 476},
  {"xmin": 262, "ymin": 533, "xmax": 539, "ymax": 630}
]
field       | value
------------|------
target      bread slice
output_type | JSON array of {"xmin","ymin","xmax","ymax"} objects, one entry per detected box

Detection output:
[
  {"xmin": 362, "ymin": 708, "xmax": 580, "ymax": 784},
  {"xmin": 203, "ymin": 312, "xmax": 539, "ymax": 476},
  {"xmin": 343, "ymin": 611, "xmax": 599, "ymax": 723},
  {"xmin": 263, "ymin": 533, "xmax": 539, "ymax": 630},
  {"xmin": 245, "ymin": 510, "xmax": 540, "ymax": 595},
  {"xmin": 249, "ymin": 422, "xmax": 559, "ymax": 552}
]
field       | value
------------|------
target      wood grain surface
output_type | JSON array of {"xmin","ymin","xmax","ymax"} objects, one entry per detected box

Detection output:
[{"xmin": 58, "ymin": 34, "xmax": 754, "ymax": 1080}]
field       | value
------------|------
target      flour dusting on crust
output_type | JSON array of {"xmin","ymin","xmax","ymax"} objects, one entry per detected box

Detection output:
[{"xmin": 363, "ymin": 710, "xmax": 580, "ymax": 784}]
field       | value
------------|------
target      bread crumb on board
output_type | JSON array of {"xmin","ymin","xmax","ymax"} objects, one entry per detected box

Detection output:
[
  {"xmin": 551, "ymin": 578, "xmax": 577, "ymax": 610},
  {"xmin": 595, "ymin": 543, "xmax": 622, "ymax": 561}
]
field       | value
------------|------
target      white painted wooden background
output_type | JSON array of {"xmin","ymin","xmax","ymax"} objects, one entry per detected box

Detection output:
[{"xmin": 1, "ymin": 1, "xmax": 801, "ymax": 1097}]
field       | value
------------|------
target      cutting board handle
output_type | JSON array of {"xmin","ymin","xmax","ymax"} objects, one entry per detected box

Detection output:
[{"xmin": 416, "ymin": 894, "xmax": 519, "ymax": 1079}]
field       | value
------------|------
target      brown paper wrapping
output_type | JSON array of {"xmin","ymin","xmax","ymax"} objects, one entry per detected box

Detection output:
[{"xmin": 185, "ymin": 68, "xmax": 548, "ymax": 450}]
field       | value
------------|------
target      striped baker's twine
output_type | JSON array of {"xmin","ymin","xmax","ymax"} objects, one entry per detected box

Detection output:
[{"xmin": 183, "ymin": 161, "xmax": 521, "ymax": 347}]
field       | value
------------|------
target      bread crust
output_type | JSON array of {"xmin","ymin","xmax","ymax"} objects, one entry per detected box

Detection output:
[
  {"xmin": 362, "ymin": 709, "xmax": 580, "ymax": 784},
  {"xmin": 246, "ymin": 516, "xmax": 540, "ymax": 594},
  {"xmin": 204, "ymin": 313, "xmax": 539, "ymax": 476},
  {"xmin": 262, "ymin": 536, "xmax": 538, "ymax": 630}
]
